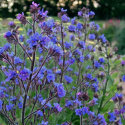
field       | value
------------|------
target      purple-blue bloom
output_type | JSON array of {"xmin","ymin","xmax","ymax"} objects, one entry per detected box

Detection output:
[
  {"xmin": 55, "ymin": 83, "xmax": 66, "ymax": 98},
  {"xmin": 61, "ymin": 15, "xmax": 70, "ymax": 23},
  {"xmin": 47, "ymin": 74, "xmax": 55, "ymax": 83},
  {"xmin": 6, "ymin": 103, "xmax": 14, "ymax": 111},
  {"xmin": 64, "ymin": 75, "xmax": 73, "ymax": 84},
  {"xmin": 27, "ymin": 32, "xmax": 42, "ymax": 47},
  {"xmin": 64, "ymin": 42, "xmax": 72, "ymax": 49},
  {"xmin": 61, "ymin": 8, "xmax": 67, "ymax": 12},
  {"xmin": 54, "ymin": 103, "xmax": 62, "ymax": 112},
  {"xmin": 39, "ymin": 120, "xmax": 48, "ymax": 125},
  {"xmin": 27, "ymin": 29, "xmax": 32, "ymax": 36},
  {"xmin": 122, "ymin": 75, "xmax": 125, "ymax": 82},
  {"xmin": 89, "ymin": 11, "xmax": 95, "ymax": 16},
  {"xmin": 19, "ymin": 35, "xmax": 25, "ymax": 42},
  {"xmin": 88, "ymin": 34, "xmax": 96, "ymax": 40},
  {"xmin": 94, "ymin": 61, "xmax": 101, "ymax": 68},
  {"xmin": 4, "ymin": 70, "xmax": 17, "ymax": 81},
  {"xmin": 37, "ymin": 110, "xmax": 43, "ymax": 116},
  {"xmin": 4, "ymin": 31, "xmax": 12, "ymax": 38},
  {"xmin": 76, "ymin": 23, "xmax": 83, "ymax": 30},
  {"xmin": 108, "ymin": 112, "xmax": 116, "ymax": 122},
  {"xmin": 14, "ymin": 57, "xmax": 23, "ymax": 65},
  {"xmin": 19, "ymin": 68, "xmax": 32, "ymax": 81},
  {"xmin": 3, "ymin": 43, "xmax": 11, "ymax": 51},
  {"xmin": 98, "ymin": 34, "xmax": 107, "ymax": 43},
  {"xmin": 18, "ymin": 102, "xmax": 22, "ymax": 109},
  {"xmin": 0, "ymin": 100, "xmax": 3, "ymax": 110},
  {"xmin": 68, "ymin": 25, "xmax": 76, "ymax": 32}
]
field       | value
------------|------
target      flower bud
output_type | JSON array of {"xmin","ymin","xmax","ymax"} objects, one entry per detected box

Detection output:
[
  {"xmin": 17, "ymin": 12, "xmax": 27, "ymax": 25},
  {"xmin": 114, "ymin": 47, "xmax": 118, "ymax": 52},
  {"xmin": 117, "ymin": 86, "xmax": 123, "ymax": 91}
]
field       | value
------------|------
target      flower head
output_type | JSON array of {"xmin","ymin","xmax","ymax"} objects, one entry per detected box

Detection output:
[
  {"xmin": 54, "ymin": 103, "xmax": 62, "ymax": 112},
  {"xmin": 64, "ymin": 75, "xmax": 73, "ymax": 84},
  {"xmin": 88, "ymin": 34, "xmax": 96, "ymax": 40},
  {"xmin": 17, "ymin": 12, "xmax": 27, "ymax": 25},
  {"xmin": 55, "ymin": 83, "xmax": 66, "ymax": 98}
]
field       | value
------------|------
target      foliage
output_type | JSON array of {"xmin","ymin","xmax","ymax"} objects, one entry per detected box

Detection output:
[
  {"xmin": 0, "ymin": 2, "xmax": 125, "ymax": 125},
  {"xmin": 115, "ymin": 27, "xmax": 125, "ymax": 55}
]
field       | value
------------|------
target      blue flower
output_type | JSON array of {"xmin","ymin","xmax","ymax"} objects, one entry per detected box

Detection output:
[
  {"xmin": 0, "ymin": 47, "xmax": 4, "ymax": 55},
  {"xmin": 38, "ymin": 47, "xmax": 43, "ymax": 54},
  {"xmin": 0, "ymin": 100, "xmax": 3, "ymax": 110},
  {"xmin": 122, "ymin": 75, "xmax": 125, "ymax": 82},
  {"xmin": 47, "ymin": 74, "xmax": 55, "ymax": 83},
  {"xmin": 67, "ymin": 58, "xmax": 75, "ymax": 65},
  {"xmin": 99, "ymin": 58, "xmax": 105, "ymax": 63},
  {"xmin": 64, "ymin": 42, "xmax": 72, "ymax": 49},
  {"xmin": 40, "ymin": 120, "xmax": 48, "ymax": 125},
  {"xmin": 112, "ymin": 93, "xmax": 123, "ymax": 102},
  {"xmin": 9, "ymin": 21, "xmax": 14, "ymax": 26},
  {"xmin": 18, "ymin": 102, "xmax": 22, "ymax": 109},
  {"xmin": 75, "ymin": 109, "xmax": 83, "ymax": 116},
  {"xmin": 46, "ymin": 19, "xmax": 55, "ymax": 28},
  {"xmin": 79, "ymin": 55, "xmax": 84, "ymax": 62},
  {"xmin": 10, "ymin": 96, "xmax": 17, "ymax": 101},
  {"xmin": 71, "ymin": 17, "xmax": 76, "ymax": 25},
  {"xmin": 86, "ymin": 73, "xmax": 93, "ymax": 80},
  {"xmin": 73, "ymin": 49, "xmax": 82, "ymax": 55},
  {"xmin": 88, "ymin": 34, "xmax": 96, "ymax": 40},
  {"xmin": 98, "ymin": 34, "xmax": 107, "ymax": 43},
  {"xmin": 6, "ymin": 103, "xmax": 14, "ymax": 111},
  {"xmin": 78, "ymin": 11, "xmax": 82, "ymax": 16},
  {"xmin": 14, "ymin": 57, "xmax": 23, "ymax": 65},
  {"xmin": 19, "ymin": 68, "xmax": 31, "ymax": 81},
  {"xmin": 19, "ymin": 35, "xmax": 25, "ymax": 42},
  {"xmin": 37, "ymin": 110, "xmax": 43, "ymax": 116},
  {"xmin": 61, "ymin": 8, "xmax": 67, "ymax": 12},
  {"xmin": 68, "ymin": 25, "xmax": 76, "ymax": 32},
  {"xmin": 108, "ymin": 112, "xmax": 116, "ymax": 122},
  {"xmin": 55, "ymin": 83, "xmax": 66, "ymax": 98},
  {"xmin": 76, "ymin": 23, "xmax": 83, "ymax": 30},
  {"xmin": 94, "ymin": 61, "xmax": 101, "ymax": 68},
  {"xmin": 5, "ymin": 70, "xmax": 17, "ymax": 81},
  {"xmin": 69, "ymin": 34, "xmax": 75, "ymax": 41},
  {"xmin": 27, "ymin": 29, "xmax": 32, "ymax": 36},
  {"xmin": 75, "ymin": 107, "xmax": 88, "ymax": 116},
  {"xmin": 65, "ymin": 100, "xmax": 73, "ymax": 107},
  {"xmin": 92, "ymin": 83, "xmax": 98, "ymax": 92},
  {"xmin": 64, "ymin": 75, "xmax": 73, "ymax": 84},
  {"xmin": 27, "ymin": 32, "xmax": 42, "ymax": 47},
  {"xmin": 61, "ymin": 15, "xmax": 70, "ymax": 23},
  {"xmin": 54, "ymin": 103, "xmax": 62, "ymax": 112},
  {"xmin": 89, "ymin": 22, "xmax": 100, "ymax": 31},
  {"xmin": 81, "ymin": 107, "xmax": 88, "ymax": 115},
  {"xmin": 4, "ymin": 43, "xmax": 11, "ymax": 51},
  {"xmin": 78, "ymin": 41, "xmax": 86, "ymax": 49},
  {"xmin": 38, "ymin": 8, "xmax": 48, "ymax": 18},
  {"xmin": 89, "ymin": 11, "xmax": 95, "ymax": 17},
  {"xmin": 4, "ymin": 31, "xmax": 12, "ymax": 38},
  {"xmin": 95, "ymin": 24, "xmax": 100, "ymax": 31}
]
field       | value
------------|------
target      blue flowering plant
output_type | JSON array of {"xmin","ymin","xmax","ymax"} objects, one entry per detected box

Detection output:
[{"xmin": 0, "ymin": 2, "xmax": 125, "ymax": 125}]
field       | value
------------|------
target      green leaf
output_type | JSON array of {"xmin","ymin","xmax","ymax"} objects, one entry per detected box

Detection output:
[
  {"xmin": 111, "ymin": 72, "xmax": 118, "ymax": 79},
  {"xmin": 101, "ymin": 101, "xmax": 115, "ymax": 113}
]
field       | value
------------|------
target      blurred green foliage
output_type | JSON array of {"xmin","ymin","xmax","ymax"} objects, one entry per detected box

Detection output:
[{"xmin": 115, "ymin": 27, "xmax": 125, "ymax": 55}]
